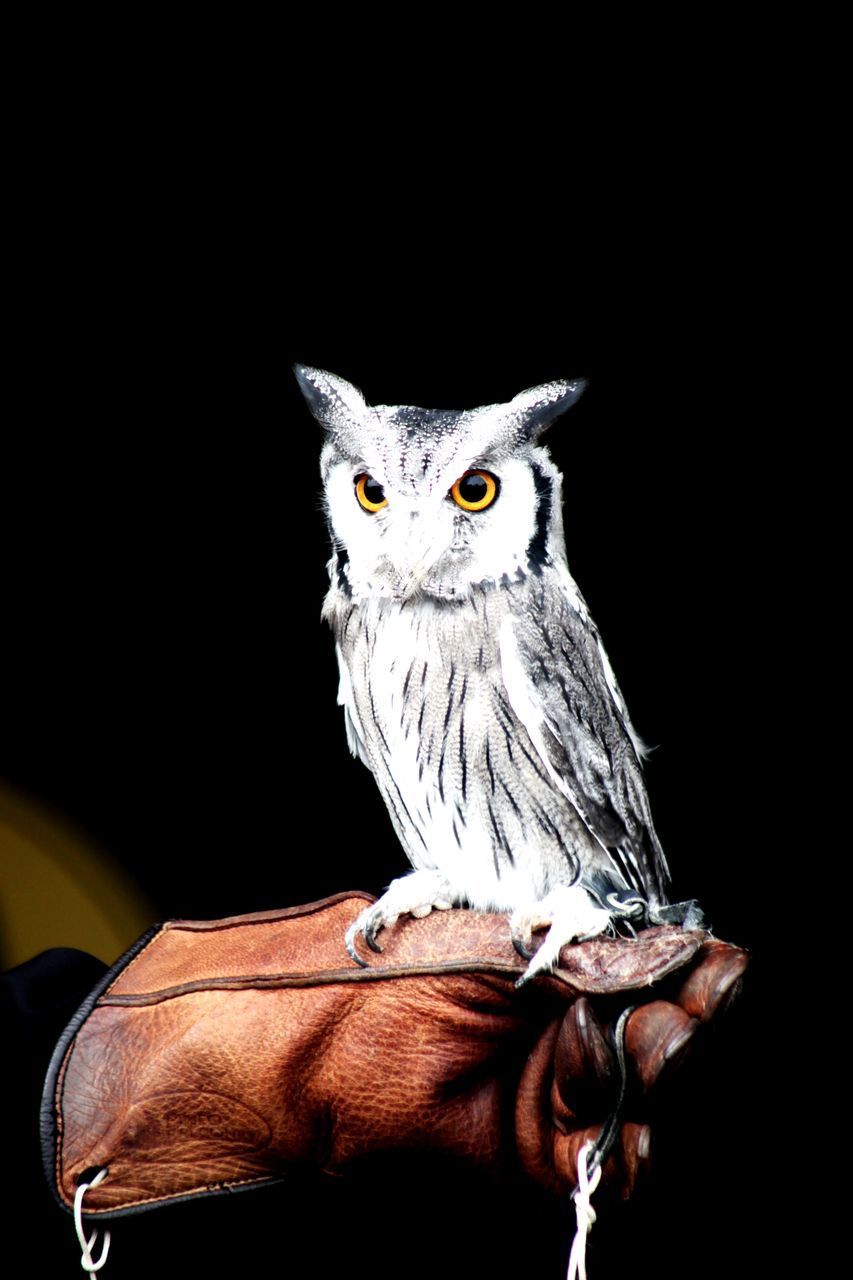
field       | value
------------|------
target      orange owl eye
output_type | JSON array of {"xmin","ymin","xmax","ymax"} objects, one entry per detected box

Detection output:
[
  {"xmin": 450, "ymin": 470, "xmax": 499, "ymax": 512},
  {"xmin": 355, "ymin": 473, "xmax": 388, "ymax": 512}
]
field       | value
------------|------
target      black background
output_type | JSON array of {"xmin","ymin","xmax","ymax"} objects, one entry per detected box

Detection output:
[{"xmin": 2, "ymin": 106, "xmax": 785, "ymax": 1276}]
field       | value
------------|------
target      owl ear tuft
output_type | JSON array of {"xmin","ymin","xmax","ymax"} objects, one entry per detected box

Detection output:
[
  {"xmin": 508, "ymin": 378, "xmax": 588, "ymax": 440},
  {"xmin": 294, "ymin": 365, "xmax": 369, "ymax": 432}
]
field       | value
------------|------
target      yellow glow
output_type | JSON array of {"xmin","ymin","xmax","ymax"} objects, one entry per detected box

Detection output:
[{"xmin": 0, "ymin": 781, "xmax": 155, "ymax": 971}]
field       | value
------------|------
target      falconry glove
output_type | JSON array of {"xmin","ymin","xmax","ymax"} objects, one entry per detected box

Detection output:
[{"xmin": 41, "ymin": 892, "xmax": 747, "ymax": 1252}]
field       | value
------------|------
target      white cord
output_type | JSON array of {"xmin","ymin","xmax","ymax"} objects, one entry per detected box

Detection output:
[
  {"xmin": 567, "ymin": 1140, "xmax": 601, "ymax": 1280},
  {"xmin": 73, "ymin": 1169, "xmax": 111, "ymax": 1275}
]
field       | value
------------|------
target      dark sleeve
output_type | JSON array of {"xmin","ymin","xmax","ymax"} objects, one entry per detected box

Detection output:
[{"xmin": 2, "ymin": 949, "xmax": 108, "ymax": 1272}]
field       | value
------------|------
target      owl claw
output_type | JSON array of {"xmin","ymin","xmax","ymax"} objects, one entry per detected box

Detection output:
[
  {"xmin": 345, "ymin": 930, "xmax": 370, "ymax": 968},
  {"xmin": 345, "ymin": 907, "xmax": 379, "ymax": 966},
  {"xmin": 346, "ymin": 904, "xmax": 392, "ymax": 963},
  {"xmin": 343, "ymin": 872, "xmax": 456, "ymax": 966},
  {"xmin": 511, "ymin": 886, "xmax": 614, "ymax": 987},
  {"xmin": 363, "ymin": 921, "xmax": 385, "ymax": 954},
  {"xmin": 511, "ymin": 929, "xmax": 535, "ymax": 961}
]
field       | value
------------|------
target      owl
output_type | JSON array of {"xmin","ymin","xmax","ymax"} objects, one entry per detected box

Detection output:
[{"xmin": 296, "ymin": 365, "xmax": 675, "ymax": 981}]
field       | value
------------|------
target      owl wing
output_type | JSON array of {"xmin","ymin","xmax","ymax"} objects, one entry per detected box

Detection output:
[
  {"xmin": 499, "ymin": 580, "xmax": 671, "ymax": 906},
  {"xmin": 334, "ymin": 642, "xmax": 372, "ymax": 769}
]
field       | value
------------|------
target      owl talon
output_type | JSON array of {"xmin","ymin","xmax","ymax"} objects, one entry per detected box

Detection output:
[
  {"xmin": 345, "ymin": 906, "xmax": 390, "ymax": 962},
  {"xmin": 511, "ymin": 886, "xmax": 614, "ymax": 984},
  {"xmin": 363, "ymin": 924, "xmax": 384, "ymax": 954},
  {"xmin": 511, "ymin": 931, "xmax": 535, "ymax": 961},
  {"xmin": 343, "ymin": 873, "xmax": 456, "ymax": 965},
  {"xmin": 345, "ymin": 908, "xmax": 380, "ymax": 966},
  {"xmin": 345, "ymin": 936, "xmax": 370, "ymax": 967}
]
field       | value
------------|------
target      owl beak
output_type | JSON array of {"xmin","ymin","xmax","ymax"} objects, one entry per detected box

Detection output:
[
  {"xmin": 397, "ymin": 566, "xmax": 431, "ymax": 600},
  {"xmin": 396, "ymin": 556, "xmax": 439, "ymax": 600},
  {"xmin": 393, "ymin": 523, "xmax": 451, "ymax": 600}
]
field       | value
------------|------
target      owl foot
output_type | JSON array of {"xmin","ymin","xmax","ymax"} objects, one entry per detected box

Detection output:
[
  {"xmin": 511, "ymin": 886, "xmax": 614, "ymax": 987},
  {"xmin": 345, "ymin": 871, "xmax": 455, "ymax": 966}
]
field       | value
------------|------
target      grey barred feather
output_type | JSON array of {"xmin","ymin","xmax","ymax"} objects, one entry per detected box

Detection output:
[
  {"xmin": 501, "ymin": 576, "xmax": 670, "ymax": 902},
  {"xmin": 296, "ymin": 365, "xmax": 672, "ymax": 963}
]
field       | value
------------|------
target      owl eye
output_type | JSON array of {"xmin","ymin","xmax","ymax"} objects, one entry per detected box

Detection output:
[
  {"xmin": 450, "ymin": 470, "xmax": 499, "ymax": 512},
  {"xmin": 355, "ymin": 473, "xmax": 388, "ymax": 513}
]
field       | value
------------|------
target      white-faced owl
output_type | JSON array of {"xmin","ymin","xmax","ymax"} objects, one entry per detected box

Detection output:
[{"xmin": 296, "ymin": 366, "xmax": 679, "ymax": 980}]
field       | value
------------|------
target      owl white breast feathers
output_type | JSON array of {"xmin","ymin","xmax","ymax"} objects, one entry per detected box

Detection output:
[{"xmin": 296, "ymin": 365, "xmax": 679, "ymax": 981}]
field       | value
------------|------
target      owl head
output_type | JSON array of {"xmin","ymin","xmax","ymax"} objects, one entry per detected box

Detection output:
[{"xmin": 295, "ymin": 365, "xmax": 586, "ymax": 603}]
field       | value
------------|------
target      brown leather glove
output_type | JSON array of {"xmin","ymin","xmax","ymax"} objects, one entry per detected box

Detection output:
[{"xmin": 42, "ymin": 892, "xmax": 747, "ymax": 1221}]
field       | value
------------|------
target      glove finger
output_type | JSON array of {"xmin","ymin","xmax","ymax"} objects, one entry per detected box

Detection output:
[
  {"xmin": 615, "ymin": 1121, "xmax": 653, "ymax": 1200},
  {"xmin": 553, "ymin": 1122, "xmax": 606, "ymax": 1191},
  {"xmin": 552, "ymin": 1120, "xmax": 652, "ymax": 1200},
  {"xmin": 671, "ymin": 940, "xmax": 749, "ymax": 1022},
  {"xmin": 553, "ymin": 997, "xmax": 616, "ymax": 1120},
  {"xmin": 625, "ymin": 1000, "xmax": 699, "ymax": 1094}
]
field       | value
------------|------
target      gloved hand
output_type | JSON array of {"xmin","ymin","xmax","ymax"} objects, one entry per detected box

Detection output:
[
  {"xmin": 42, "ymin": 893, "xmax": 747, "ymax": 1220},
  {"xmin": 515, "ymin": 935, "xmax": 747, "ymax": 1200}
]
